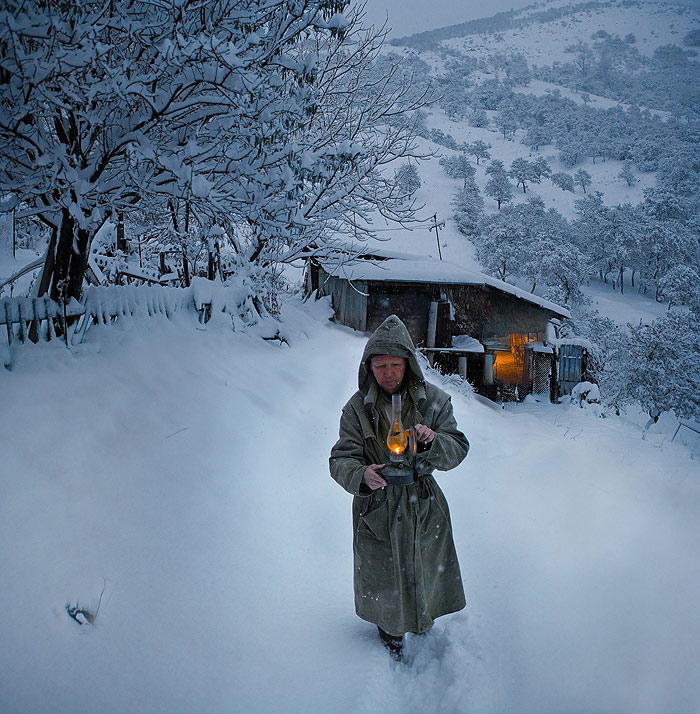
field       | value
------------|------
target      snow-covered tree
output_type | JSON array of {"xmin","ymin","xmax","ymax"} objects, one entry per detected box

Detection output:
[
  {"xmin": 451, "ymin": 180, "xmax": 484, "ymax": 239},
  {"xmin": 659, "ymin": 265, "xmax": 700, "ymax": 312},
  {"xmin": 2, "ymin": 0, "xmax": 341, "ymax": 299},
  {"xmin": 485, "ymin": 160, "xmax": 514, "ymax": 209},
  {"xmin": 0, "ymin": 1, "xmax": 428, "ymax": 304},
  {"xmin": 466, "ymin": 140, "xmax": 492, "ymax": 165},
  {"xmin": 439, "ymin": 154, "xmax": 476, "ymax": 188},
  {"xmin": 564, "ymin": 41, "xmax": 594, "ymax": 76},
  {"xmin": 531, "ymin": 156, "xmax": 552, "ymax": 184},
  {"xmin": 615, "ymin": 309, "xmax": 700, "ymax": 424},
  {"xmin": 523, "ymin": 125, "xmax": 553, "ymax": 151},
  {"xmin": 468, "ymin": 108, "xmax": 489, "ymax": 128},
  {"xmin": 394, "ymin": 163, "xmax": 422, "ymax": 199},
  {"xmin": 556, "ymin": 134, "xmax": 586, "ymax": 167},
  {"xmin": 496, "ymin": 108, "xmax": 519, "ymax": 140},
  {"xmin": 509, "ymin": 158, "xmax": 536, "ymax": 194},
  {"xmin": 475, "ymin": 212, "xmax": 519, "ymax": 281},
  {"xmin": 618, "ymin": 163, "xmax": 637, "ymax": 187},
  {"xmin": 551, "ymin": 172, "xmax": 575, "ymax": 193},
  {"xmin": 574, "ymin": 169, "xmax": 593, "ymax": 194},
  {"xmin": 573, "ymin": 194, "xmax": 639, "ymax": 293}
]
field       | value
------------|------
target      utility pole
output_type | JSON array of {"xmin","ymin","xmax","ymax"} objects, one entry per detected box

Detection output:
[{"xmin": 429, "ymin": 213, "xmax": 445, "ymax": 261}]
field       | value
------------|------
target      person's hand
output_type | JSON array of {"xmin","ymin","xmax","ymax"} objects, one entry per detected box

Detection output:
[
  {"xmin": 363, "ymin": 463, "xmax": 387, "ymax": 490},
  {"xmin": 414, "ymin": 423, "xmax": 436, "ymax": 444}
]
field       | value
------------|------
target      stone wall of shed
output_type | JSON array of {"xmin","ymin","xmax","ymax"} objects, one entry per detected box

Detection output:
[
  {"xmin": 484, "ymin": 291, "xmax": 553, "ymax": 337},
  {"xmin": 367, "ymin": 283, "xmax": 432, "ymax": 346}
]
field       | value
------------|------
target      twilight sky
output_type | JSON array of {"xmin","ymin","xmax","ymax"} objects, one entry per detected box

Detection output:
[{"xmin": 361, "ymin": 0, "xmax": 700, "ymax": 39}]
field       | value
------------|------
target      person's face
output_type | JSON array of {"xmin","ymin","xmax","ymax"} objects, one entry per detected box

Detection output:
[{"xmin": 370, "ymin": 355, "xmax": 406, "ymax": 395}]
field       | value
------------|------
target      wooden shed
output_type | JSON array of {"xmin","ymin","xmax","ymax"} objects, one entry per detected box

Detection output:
[{"xmin": 305, "ymin": 251, "xmax": 574, "ymax": 402}]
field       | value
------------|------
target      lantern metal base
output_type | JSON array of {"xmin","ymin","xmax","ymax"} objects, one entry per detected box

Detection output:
[{"xmin": 382, "ymin": 463, "xmax": 415, "ymax": 486}]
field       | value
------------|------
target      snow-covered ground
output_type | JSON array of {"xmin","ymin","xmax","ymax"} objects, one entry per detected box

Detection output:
[
  {"xmin": 1, "ymin": 298, "xmax": 699, "ymax": 714},
  {"xmin": 442, "ymin": 0, "xmax": 698, "ymax": 63}
]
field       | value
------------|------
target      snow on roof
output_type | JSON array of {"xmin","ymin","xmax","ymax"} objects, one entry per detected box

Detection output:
[
  {"xmin": 319, "ymin": 254, "xmax": 570, "ymax": 318},
  {"xmin": 451, "ymin": 335, "xmax": 485, "ymax": 353}
]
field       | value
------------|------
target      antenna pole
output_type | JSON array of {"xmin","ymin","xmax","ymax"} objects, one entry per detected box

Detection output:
[{"xmin": 429, "ymin": 213, "xmax": 445, "ymax": 261}]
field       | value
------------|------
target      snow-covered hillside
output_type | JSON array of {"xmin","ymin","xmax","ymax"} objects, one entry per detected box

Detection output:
[
  {"xmin": 372, "ymin": 0, "xmax": 700, "ymax": 339},
  {"xmin": 442, "ymin": 0, "xmax": 698, "ymax": 63},
  {"xmin": 1, "ymin": 301, "xmax": 699, "ymax": 714}
]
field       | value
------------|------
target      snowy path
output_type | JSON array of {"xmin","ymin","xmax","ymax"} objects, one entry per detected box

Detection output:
[{"xmin": 1, "ymin": 300, "xmax": 699, "ymax": 714}]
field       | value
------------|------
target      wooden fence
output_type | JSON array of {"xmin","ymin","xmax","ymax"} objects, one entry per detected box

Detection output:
[
  {"xmin": 1, "ymin": 296, "xmax": 85, "ymax": 347},
  {"xmin": 1, "ymin": 283, "xmax": 227, "ymax": 369}
]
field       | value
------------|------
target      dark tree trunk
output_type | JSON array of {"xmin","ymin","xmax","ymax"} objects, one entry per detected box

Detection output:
[
  {"xmin": 48, "ymin": 209, "xmax": 90, "ymax": 302},
  {"xmin": 116, "ymin": 212, "xmax": 127, "ymax": 252},
  {"xmin": 182, "ymin": 251, "xmax": 190, "ymax": 287},
  {"xmin": 207, "ymin": 250, "xmax": 216, "ymax": 280},
  {"xmin": 36, "ymin": 226, "xmax": 58, "ymax": 298}
]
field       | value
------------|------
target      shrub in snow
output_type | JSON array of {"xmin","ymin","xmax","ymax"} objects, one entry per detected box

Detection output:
[
  {"xmin": 683, "ymin": 29, "xmax": 700, "ymax": 47},
  {"xmin": 570, "ymin": 381, "xmax": 601, "ymax": 405},
  {"xmin": 66, "ymin": 602, "xmax": 97, "ymax": 626}
]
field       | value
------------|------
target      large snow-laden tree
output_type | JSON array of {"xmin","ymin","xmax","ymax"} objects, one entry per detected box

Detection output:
[
  {"xmin": 265, "ymin": 10, "xmax": 431, "ymax": 266},
  {"xmin": 1, "ymin": 0, "xmax": 346, "ymax": 300},
  {"xmin": 0, "ymin": 0, "xmax": 426, "ymax": 304}
]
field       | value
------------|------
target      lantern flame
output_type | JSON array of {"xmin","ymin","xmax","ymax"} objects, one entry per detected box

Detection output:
[{"xmin": 387, "ymin": 429, "xmax": 408, "ymax": 455}]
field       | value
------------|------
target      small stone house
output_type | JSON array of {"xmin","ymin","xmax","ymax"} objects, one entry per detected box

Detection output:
[{"xmin": 305, "ymin": 251, "xmax": 578, "ymax": 401}]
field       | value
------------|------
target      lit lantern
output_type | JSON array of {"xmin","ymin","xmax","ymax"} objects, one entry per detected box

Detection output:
[{"xmin": 383, "ymin": 394, "xmax": 416, "ymax": 485}]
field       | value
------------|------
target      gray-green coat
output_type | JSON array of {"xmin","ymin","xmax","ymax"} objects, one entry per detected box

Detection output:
[{"xmin": 330, "ymin": 315, "xmax": 469, "ymax": 636}]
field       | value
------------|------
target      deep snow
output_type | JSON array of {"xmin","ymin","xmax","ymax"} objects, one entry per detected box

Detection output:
[{"xmin": 1, "ymin": 296, "xmax": 699, "ymax": 714}]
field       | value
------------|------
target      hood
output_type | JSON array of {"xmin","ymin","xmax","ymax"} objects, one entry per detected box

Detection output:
[{"xmin": 358, "ymin": 314, "xmax": 425, "ymax": 393}]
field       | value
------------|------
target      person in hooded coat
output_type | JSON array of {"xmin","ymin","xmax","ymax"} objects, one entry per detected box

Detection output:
[{"xmin": 330, "ymin": 314, "xmax": 469, "ymax": 656}]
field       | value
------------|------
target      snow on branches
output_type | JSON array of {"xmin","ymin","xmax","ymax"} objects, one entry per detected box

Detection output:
[{"xmin": 0, "ymin": 0, "xmax": 427, "ymax": 302}]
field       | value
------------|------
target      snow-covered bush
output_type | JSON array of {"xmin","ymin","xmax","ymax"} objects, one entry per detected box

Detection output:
[{"xmin": 570, "ymin": 381, "xmax": 601, "ymax": 405}]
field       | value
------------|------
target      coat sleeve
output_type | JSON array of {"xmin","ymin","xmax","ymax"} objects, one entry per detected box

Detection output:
[
  {"xmin": 417, "ymin": 396, "xmax": 469, "ymax": 472},
  {"xmin": 329, "ymin": 403, "xmax": 371, "ymax": 496}
]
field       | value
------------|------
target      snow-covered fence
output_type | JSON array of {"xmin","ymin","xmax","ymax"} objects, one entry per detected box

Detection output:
[
  {"xmin": 1, "ymin": 295, "xmax": 84, "ymax": 346},
  {"xmin": 2, "ymin": 278, "xmax": 279, "ymax": 368}
]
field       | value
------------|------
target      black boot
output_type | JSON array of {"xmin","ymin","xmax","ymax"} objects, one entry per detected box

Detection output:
[{"xmin": 377, "ymin": 626, "xmax": 404, "ymax": 660}]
